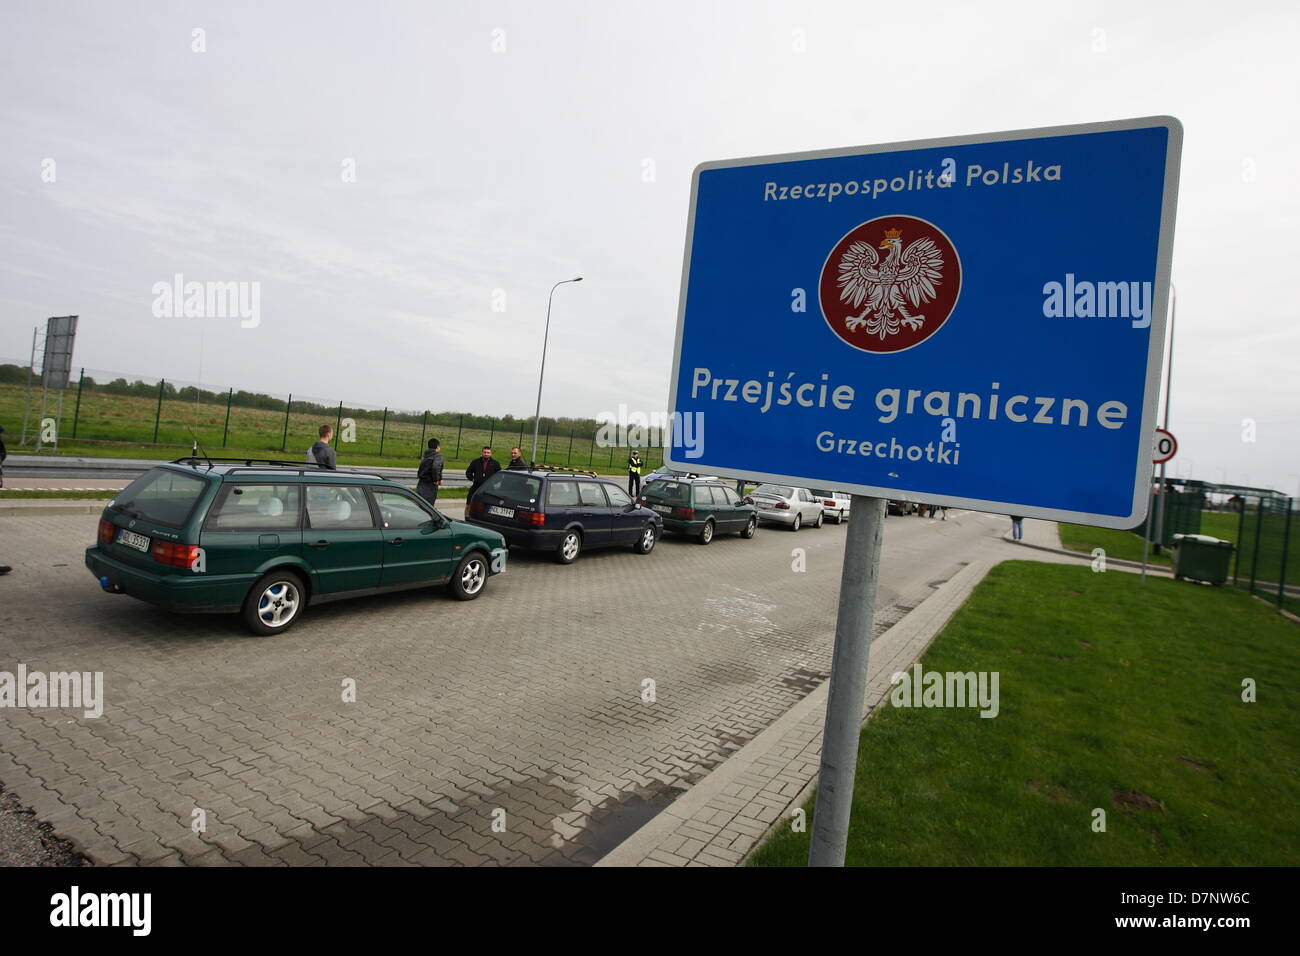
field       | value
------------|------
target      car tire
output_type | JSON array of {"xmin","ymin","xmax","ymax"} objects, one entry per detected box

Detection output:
[
  {"xmin": 450, "ymin": 551, "xmax": 489, "ymax": 600},
  {"xmin": 555, "ymin": 530, "xmax": 582, "ymax": 564},
  {"xmin": 699, "ymin": 519, "xmax": 714, "ymax": 545},
  {"xmin": 633, "ymin": 524, "xmax": 657, "ymax": 555},
  {"xmin": 741, "ymin": 515, "xmax": 757, "ymax": 539},
  {"xmin": 242, "ymin": 569, "xmax": 305, "ymax": 636},
  {"xmin": 790, "ymin": 513, "xmax": 802, "ymax": 532},
  {"xmin": 813, "ymin": 510, "xmax": 824, "ymax": 529}
]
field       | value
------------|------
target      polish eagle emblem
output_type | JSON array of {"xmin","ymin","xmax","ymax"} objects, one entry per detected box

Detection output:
[{"xmin": 835, "ymin": 227, "xmax": 946, "ymax": 339}]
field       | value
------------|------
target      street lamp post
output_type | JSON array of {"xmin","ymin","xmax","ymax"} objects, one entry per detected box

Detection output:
[{"xmin": 530, "ymin": 277, "xmax": 583, "ymax": 467}]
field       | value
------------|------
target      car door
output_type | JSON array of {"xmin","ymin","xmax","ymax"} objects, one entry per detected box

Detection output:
[
  {"xmin": 371, "ymin": 487, "xmax": 456, "ymax": 587},
  {"xmin": 200, "ymin": 481, "xmax": 303, "ymax": 578},
  {"xmin": 603, "ymin": 483, "xmax": 641, "ymax": 545},
  {"xmin": 718, "ymin": 485, "xmax": 748, "ymax": 531},
  {"xmin": 576, "ymin": 480, "xmax": 614, "ymax": 549},
  {"xmin": 303, "ymin": 484, "xmax": 383, "ymax": 594},
  {"xmin": 797, "ymin": 488, "xmax": 819, "ymax": 523}
]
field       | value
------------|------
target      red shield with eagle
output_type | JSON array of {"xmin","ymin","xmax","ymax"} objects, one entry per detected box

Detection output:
[{"xmin": 818, "ymin": 214, "xmax": 961, "ymax": 354}]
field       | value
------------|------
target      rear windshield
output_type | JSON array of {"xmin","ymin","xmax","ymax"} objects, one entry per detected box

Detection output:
[
  {"xmin": 752, "ymin": 484, "xmax": 793, "ymax": 498},
  {"xmin": 811, "ymin": 489, "xmax": 835, "ymax": 497},
  {"xmin": 643, "ymin": 479, "xmax": 691, "ymax": 505},
  {"xmin": 113, "ymin": 468, "xmax": 210, "ymax": 528},
  {"xmin": 478, "ymin": 470, "xmax": 541, "ymax": 505}
]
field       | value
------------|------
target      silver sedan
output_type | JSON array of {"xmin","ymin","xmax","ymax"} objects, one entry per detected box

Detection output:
[{"xmin": 746, "ymin": 483, "xmax": 824, "ymax": 531}]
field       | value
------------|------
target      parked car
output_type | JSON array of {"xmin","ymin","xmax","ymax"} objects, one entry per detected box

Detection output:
[
  {"xmin": 745, "ymin": 483, "xmax": 824, "ymax": 531},
  {"xmin": 887, "ymin": 499, "xmax": 918, "ymax": 516},
  {"xmin": 811, "ymin": 489, "xmax": 853, "ymax": 524},
  {"xmin": 641, "ymin": 466, "xmax": 720, "ymax": 485},
  {"xmin": 465, "ymin": 468, "xmax": 662, "ymax": 564},
  {"xmin": 85, "ymin": 458, "xmax": 507, "ymax": 635},
  {"xmin": 637, "ymin": 477, "xmax": 757, "ymax": 544}
]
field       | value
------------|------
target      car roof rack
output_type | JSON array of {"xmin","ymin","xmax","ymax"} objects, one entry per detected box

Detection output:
[
  {"xmin": 532, "ymin": 464, "xmax": 599, "ymax": 478},
  {"xmin": 168, "ymin": 457, "xmax": 387, "ymax": 480}
]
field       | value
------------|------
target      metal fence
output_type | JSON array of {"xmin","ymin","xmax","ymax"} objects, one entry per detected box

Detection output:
[
  {"xmin": 1231, "ymin": 493, "xmax": 1296, "ymax": 615},
  {"xmin": 0, "ymin": 362, "xmax": 667, "ymax": 472}
]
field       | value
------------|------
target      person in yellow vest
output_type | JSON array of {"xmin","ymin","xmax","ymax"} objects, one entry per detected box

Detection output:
[{"xmin": 627, "ymin": 450, "xmax": 644, "ymax": 497}]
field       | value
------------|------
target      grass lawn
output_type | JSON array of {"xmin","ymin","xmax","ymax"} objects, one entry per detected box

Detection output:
[
  {"xmin": 750, "ymin": 560, "xmax": 1300, "ymax": 866},
  {"xmin": 1058, "ymin": 523, "xmax": 1171, "ymax": 566}
]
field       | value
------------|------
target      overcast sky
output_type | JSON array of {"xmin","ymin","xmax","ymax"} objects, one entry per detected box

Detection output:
[{"xmin": 1, "ymin": 0, "xmax": 1297, "ymax": 494}]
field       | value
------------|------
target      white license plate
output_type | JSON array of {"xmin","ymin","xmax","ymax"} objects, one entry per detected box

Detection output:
[
  {"xmin": 651, "ymin": 504, "xmax": 672, "ymax": 514},
  {"xmin": 487, "ymin": 505, "xmax": 515, "ymax": 518},
  {"xmin": 757, "ymin": 501, "xmax": 774, "ymax": 509},
  {"xmin": 116, "ymin": 529, "xmax": 150, "ymax": 552}
]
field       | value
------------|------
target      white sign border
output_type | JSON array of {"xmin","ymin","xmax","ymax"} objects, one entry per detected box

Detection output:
[{"xmin": 664, "ymin": 115, "xmax": 1182, "ymax": 530}]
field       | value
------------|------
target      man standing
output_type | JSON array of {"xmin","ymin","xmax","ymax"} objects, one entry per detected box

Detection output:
[
  {"xmin": 0, "ymin": 425, "xmax": 9, "ymax": 574},
  {"xmin": 416, "ymin": 438, "xmax": 444, "ymax": 506},
  {"xmin": 309, "ymin": 424, "xmax": 337, "ymax": 470},
  {"xmin": 1010, "ymin": 515, "xmax": 1024, "ymax": 541},
  {"xmin": 465, "ymin": 446, "xmax": 501, "ymax": 500},
  {"xmin": 507, "ymin": 447, "xmax": 527, "ymax": 470},
  {"xmin": 627, "ymin": 449, "xmax": 643, "ymax": 497}
]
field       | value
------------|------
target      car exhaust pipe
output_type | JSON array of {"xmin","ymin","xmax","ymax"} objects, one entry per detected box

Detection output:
[{"xmin": 99, "ymin": 576, "xmax": 123, "ymax": 594}]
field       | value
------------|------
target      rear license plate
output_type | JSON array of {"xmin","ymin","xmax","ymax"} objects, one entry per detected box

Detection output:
[
  {"xmin": 651, "ymin": 504, "xmax": 672, "ymax": 514},
  {"xmin": 116, "ymin": 529, "xmax": 150, "ymax": 552},
  {"xmin": 487, "ymin": 505, "xmax": 515, "ymax": 518},
  {"xmin": 757, "ymin": 502, "xmax": 773, "ymax": 509}
]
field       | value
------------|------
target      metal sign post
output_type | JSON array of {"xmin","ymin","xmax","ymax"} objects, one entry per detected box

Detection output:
[
  {"xmin": 808, "ymin": 494, "xmax": 884, "ymax": 866},
  {"xmin": 664, "ymin": 118, "xmax": 1182, "ymax": 865}
]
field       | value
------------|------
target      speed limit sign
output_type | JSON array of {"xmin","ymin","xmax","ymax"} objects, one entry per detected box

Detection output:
[{"xmin": 1153, "ymin": 428, "xmax": 1177, "ymax": 464}]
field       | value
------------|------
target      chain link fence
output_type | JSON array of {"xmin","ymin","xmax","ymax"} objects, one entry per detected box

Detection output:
[{"xmin": 0, "ymin": 361, "xmax": 668, "ymax": 473}]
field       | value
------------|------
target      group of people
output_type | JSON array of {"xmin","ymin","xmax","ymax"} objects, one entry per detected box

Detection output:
[{"xmin": 417, "ymin": 442, "xmax": 528, "ymax": 505}]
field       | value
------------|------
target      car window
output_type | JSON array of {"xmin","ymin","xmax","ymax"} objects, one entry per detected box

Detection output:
[
  {"xmin": 700, "ymin": 485, "xmax": 722, "ymax": 505},
  {"xmin": 479, "ymin": 470, "xmax": 541, "ymax": 504},
  {"xmin": 605, "ymin": 485, "xmax": 632, "ymax": 508},
  {"xmin": 546, "ymin": 480, "xmax": 579, "ymax": 507},
  {"xmin": 305, "ymin": 485, "xmax": 375, "ymax": 530},
  {"xmin": 578, "ymin": 482, "xmax": 609, "ymax": 507},
  {"xmin": 753, "ymin": 484, "xmax": 793, "ymax": 499},
  {"xmin": 722, "ymin": 487, "xmax": 742, "ymax": 506},
  {"xmin": 645, "ymin": 480, "xmax": 689, "ymax": 505},
  {"xmin": 115, "ymin": 468, "xmax": 210, "ymax": 528},
  {"xmin": 811, "ymin": 488, "xmax": 835, "ymax": 497},
  {"xmin": 206, "ymin": 483, "xmax": 301, "ymax": 531},
  {"xmin": 372, "ymin": 488, "xmax": 434, "ymax": 529}
]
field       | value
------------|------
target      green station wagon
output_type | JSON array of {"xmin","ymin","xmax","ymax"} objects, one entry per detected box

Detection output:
[
  {"xmin": 636, "ymin": 477, "xmax": 757, "ymax": 544},
  {"xmin": 85, "ymin": 458, "xmax": 508, "ymax": 634}
]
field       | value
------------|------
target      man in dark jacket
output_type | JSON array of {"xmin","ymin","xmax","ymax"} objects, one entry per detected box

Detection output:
[
  {"xmin": 507, "ymin": 447, "xmax": 527, "ymax": 470},
  {"xmin": 465, "ymin": 446, "xmax": 501, "ymax": 500},
  {"xmin": 416, "ymin": 438, "xmax": 445, "ymax": 506},
  {"xmin": 308, "ymin": 424, "xmax": 337, "ymax": 470}
]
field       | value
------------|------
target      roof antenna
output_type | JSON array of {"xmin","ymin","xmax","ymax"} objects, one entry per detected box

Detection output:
[{"xmin": 186, "ymin": 426, "xmax": 214, "ymax": 470}]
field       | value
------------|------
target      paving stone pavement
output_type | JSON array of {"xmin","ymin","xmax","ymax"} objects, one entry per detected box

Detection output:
[{"xmin": 0, "ymin": 508, "xmax": 1006, "ymax": 866}]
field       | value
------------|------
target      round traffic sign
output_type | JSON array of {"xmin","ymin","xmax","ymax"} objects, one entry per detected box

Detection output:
[{"xmin": 1153, "ymin": 428, "xmax": 1177, "ymax": 464}]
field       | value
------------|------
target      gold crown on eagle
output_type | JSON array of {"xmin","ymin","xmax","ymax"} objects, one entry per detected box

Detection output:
[{"xmin": 883, "ymin": 228, "xmax": 903, "ymax": 239}]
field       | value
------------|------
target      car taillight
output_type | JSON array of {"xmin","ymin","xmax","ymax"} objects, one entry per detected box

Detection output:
[
  {"xmin": 468, "ymin": 500, "xmax": 485, "ymax": 514},
  {"xmin": 673, "ymin": 507, "xmax": 695, "ymax": 518},
  {"xmin": 528, "ymin": 512, "xmax": 546, "ymax": 526},
  {"xmin": 152, "ymin": 541, "xmax": 200, "ymax": 568},
  {"xmin": 743, "ymin": 497, "xmax": 753, "ymax": 505},
  {"xmin": 775, "ymin": 501, "xmax": 790, "ymax": 510},
  {"xmin": 823, "ymin": 499, "xmax": 836, "ymax": 507},
  {"xmin": 636, "ymin": 498, "xmax": 646, "ymax": 506},
  {"xmin": 98, "ymin": 519, "xmax": 115, "ymax": 544}
]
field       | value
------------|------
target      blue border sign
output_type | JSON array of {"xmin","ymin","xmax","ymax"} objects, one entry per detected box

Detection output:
[{"xmin": 664, "ymin": 117, "xmax": 1181, "ymax": 528}]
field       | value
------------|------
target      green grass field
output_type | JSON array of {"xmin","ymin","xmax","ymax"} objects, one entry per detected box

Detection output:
[
  {"xmin": 750, "ymin": 560, "xmax": 1300, "ymax": 866},
  {"xmin": 1058, "ymin": 523, "xmax": 1172, "ymax": 566},
  {"xmin": 0, "ymin": 381, "xmax": 657, "ymax": 474}
]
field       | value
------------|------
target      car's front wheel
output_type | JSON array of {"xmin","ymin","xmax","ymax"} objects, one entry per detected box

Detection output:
[
  {"xmin": 242, "ymin": 569, "xmax": 305, "ymax": 636},
  {"xmin": 556, "ymin": 530, "xmax": 582, "ymax": 564},
  {"xmin": 698, "ymin": 519, "xmax": 715, "ymax": 545},
  {"xmin": 790, "ymin": 513, "xmax": 802, "ymax": 532},
  {"xmin": 450, "ymin": 552, "xmax": 488, "ymax": 600},
  {"xmin": 813, "ymin": 510, "xmax": 824, "ymax": 529},
  {"xmin": 633, "ymin": 524, "xmax": 657, "ymax": 555},
  {"xmin": 741, "ymin": 515, "xmax": 757, "ymax": 539}
]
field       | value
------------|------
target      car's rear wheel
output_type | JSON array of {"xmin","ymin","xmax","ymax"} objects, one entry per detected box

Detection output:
[
  {"xmin": 790, "ymin": 513, "xmax": 802, "ymax": 532},
  {"xmin": 450, "ymin": 552, "xmax": 488, "ymax": 600},
  {"xmin": 699, "ymin": 519, "xmax": 714, "ymax": 545},
  {"xmin": 242, "ymin": 570, "xmax": 305, "ymax": 636},
  {"xmin": 556, "ymin": 530, "xmax": 582, "ymax": 564},
  {"xmin": 741, "ymin": 515, "xmax": 757, "ymax": 539},
  {"xmin": 633, "ymin": 524, "xmax": 657, "ymax": 555}
]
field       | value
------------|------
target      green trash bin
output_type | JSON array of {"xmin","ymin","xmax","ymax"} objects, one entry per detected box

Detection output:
[{"xmin": 1171, "ymin": 534, "xmax": 1234, "ymax": 586}]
